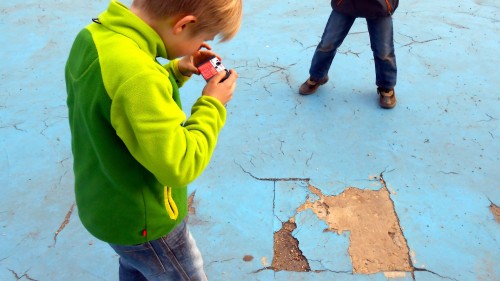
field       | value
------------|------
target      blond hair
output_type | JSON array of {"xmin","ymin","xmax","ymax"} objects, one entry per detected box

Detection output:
[{"xmin": 132, "ymin": 0, "xmax": 242, "ymax": 42}]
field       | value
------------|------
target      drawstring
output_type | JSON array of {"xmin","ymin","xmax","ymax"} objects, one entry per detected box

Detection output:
[
  {"xmin": 92, "ymin": 18, "xmax": 101, "ymax": 24},
  {"xmin": 164, "ymin": 186, "xmax": 179, "ymax": 220}
]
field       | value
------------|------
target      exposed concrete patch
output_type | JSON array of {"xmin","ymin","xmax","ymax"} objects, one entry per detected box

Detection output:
[
  {"xmin": 490, "ymin": 202, "xmax": 500, "ymax": 223},
  {"xmin": 271, "ymin": 219, "xmax": 310, "ymax": 272},
  {"xmin": 296, "ymin": 185, "xmax": 413, "ymax": 274},
  {"xmin": 52, "ymin": 202, "xmax": 75, "ymax": 247}
]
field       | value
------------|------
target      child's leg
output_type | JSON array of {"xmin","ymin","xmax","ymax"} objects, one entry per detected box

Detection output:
[
  {"xmin": 309, "ymin": 9, "xmax": 356, "ymax": 81},
  {"xmin": 110, "ymin": 220, "xmax": 207, "ymax": 281},
  {"xmin": 366, "ymin": 16, "xmax": 397, "ymax": 89}
]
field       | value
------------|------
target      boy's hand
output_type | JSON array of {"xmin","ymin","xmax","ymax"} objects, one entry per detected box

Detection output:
[
  {"xmin": 178, "ymin": 43, "xmax": 217, "ymax": 76},
  {"xmin": 202, "ymin": 69, "xmax": 238, "ymax": 106}
]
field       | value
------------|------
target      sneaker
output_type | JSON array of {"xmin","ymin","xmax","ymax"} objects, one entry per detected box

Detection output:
[
  {"xmin": 378, "ymin": 87, "xmax": 396, "ymax": 109},
  {"xmin": 299, "ymin": 76, "xmax": 329, "ymax": 95}
]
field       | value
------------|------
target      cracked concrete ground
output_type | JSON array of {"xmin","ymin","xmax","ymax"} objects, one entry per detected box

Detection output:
[{"xmin": 1, "ymin": 0, "xmax": 499, "ymax": 280}]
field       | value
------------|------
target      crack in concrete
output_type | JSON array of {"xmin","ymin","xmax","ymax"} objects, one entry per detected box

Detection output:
[
  {"xmin": 338, "ymin": 49, "xmax": 362, "ymax": 57},
  {"xmin": 262, "ymin": 84, "xmax": 272, "ymax": 95},
  {"xmin": 308, "ymin": 258, "xmax": 352, "ymax": 274},
  {"xmin": 8, "ymin": 269, "xmax": 38, "ymax": 281},
  {"xmin": 0, "ymin": 123, "xmax": 27, "ymax": 132},
  {"xmin": 413, "ymin": 267, "xmax": 460, "ymax": 281},
  {"xmin": 56, "ymin": 169, "xmax": 70, "ymax": 188},
  {"xmin": 305, "ymin": 152, "xmax": 314, "ymax": 167},
  {"xmin": 477, "ymin": 113, "xmax": 497, "ymax": 122},
  {"xmin": 313, "ymin": 268, "xmax": 353, "ymax": 275},
  {"xmin": 439, "ymin": 171, "xmax": 460, "ymax": 175},
  {"xmin": 255, "ymin": 61, "xmax": 298, "ymax": 82},
  {"xmin": 40, "ymin": 120, "xmax": 49, "ymax": 136},
  {"xmin": 237, "ymin": 161, "xmax": 310, "ymax": 182},
  {"xmin": 291, "ymin": 38, "xmax": 304, "ymax": 48},
  {"xmin": 205, "ymin": 258, "xmax": 237, "ymax": 268},
  {"xmin": 284, "ymin": 73, "xmax": 293, "ymax": 90},
  {"xmin": 279, "ymin": 140, "xmax": 285, "ymax": 156},
  {"xmin": 398, "ymin": 32, "xmax": 443, "ymax": 48},
  {"xmin": 456, "ymin": 11, "xmax": 498, "ymax": 23}
]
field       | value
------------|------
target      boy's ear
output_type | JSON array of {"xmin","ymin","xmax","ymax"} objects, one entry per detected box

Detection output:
[{"xmin": 172, "ymin": 15, "xmax": 197, "ymax": 35}]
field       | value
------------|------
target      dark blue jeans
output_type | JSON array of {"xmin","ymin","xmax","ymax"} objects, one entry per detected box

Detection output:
[
  {"xmin": 109, "ymin": 221, "xmax": 207, "ymax": 281},
  {"xmin": 309, "ymin": 9, "xmax": 397, "ymax": 89}
]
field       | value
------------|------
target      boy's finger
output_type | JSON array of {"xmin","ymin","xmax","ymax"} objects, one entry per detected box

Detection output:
[
  {"xmin": 224, "ymin": 69, "xmax": 238, "ymax": 83},
  {"xmin": 198, "ymin": 50, "xmax": 217, "ymax": 60},
  {"xmin": 210, "ymin": 70, "xmax": 229, "ymax": 84},
  {"xmin": 199, "ymin": 42, "xmax": 212, "ymax": 50},
  {"xmin": 194, "ymin": 51, "xmax": 217, "ymax": 67}
]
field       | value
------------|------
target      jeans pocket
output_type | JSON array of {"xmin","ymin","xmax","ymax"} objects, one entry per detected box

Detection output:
[
  {"xmin": 161, "ymin": 220, "xmax": 188, "ymax": 248},
  {"xmin": 110, "ymin": 242, "xmax": 166, "ymax": 276}
]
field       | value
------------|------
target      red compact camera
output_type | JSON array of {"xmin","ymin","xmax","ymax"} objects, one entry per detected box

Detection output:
[{"xmin": 197, "ymin": 56, "xmax": 230, "ymax": 82}]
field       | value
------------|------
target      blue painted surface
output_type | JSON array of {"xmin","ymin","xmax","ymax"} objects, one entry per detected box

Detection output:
[
  {"xmin": 1, "ymin": 0, "xmax": 499, "ymax": 280},
  {"xmin": 293, "ymin": 209, "xmax": 353, "ymax": 273}
]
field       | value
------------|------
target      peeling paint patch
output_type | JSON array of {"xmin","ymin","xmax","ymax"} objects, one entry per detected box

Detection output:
[
  {"xmin": 260, "ymin": 256, "xmax": 268, "ymax": 267},
  {"xmin": 271, "ymin": 220, "xmax": 310, "ymax": 272},
  {"xmin": 188, "ymin": 191, "xmax": 196, "ymax": 215},
  {"xmin": 186, "ymin": 191, "xmax": 208, "ymax": 226},
  {"xmin": 52, "ymin": 202, "xmax": 75, "ymax": 247},
  {"xmin": 490, "ymin": 202, "xmax": 500, "ymax": 223},
  {"xmin": 384, "ymin": 271, "xmax": 407, "ymax": 278},
  {"xmin": 297, "ymin": 185, "xmax": 413, "ymax": 274}
]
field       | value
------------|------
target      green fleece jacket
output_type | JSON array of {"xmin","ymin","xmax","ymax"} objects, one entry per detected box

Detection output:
[{"xmin": 65, "ymin": 0, "xmax": 226, "ymax": 245}]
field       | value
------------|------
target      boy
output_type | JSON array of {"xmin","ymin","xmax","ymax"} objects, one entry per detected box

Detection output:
[
  {"xmin": 299, "ymin": 0, "xmax": 398, "ymax": 109},
  {"xmin": 65, "ymin": 0, "xmax": 242, "ymax": 280}
]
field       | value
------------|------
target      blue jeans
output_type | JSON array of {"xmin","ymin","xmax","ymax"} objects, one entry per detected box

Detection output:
[
  {"xmin": 109, "ymin": 221, "xmax": 207, "ymax": 281},
  {"xmin": 309, "ymin": 9, "xmax": 397, "ymax": 89}
]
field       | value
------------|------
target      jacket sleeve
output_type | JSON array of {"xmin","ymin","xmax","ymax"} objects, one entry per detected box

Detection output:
[
  {"xmin": 109, "ymin": 70, "xmax": 226, "ymax": 188},
  {"xmin": 164, "ymin": 59, "xmax": 190, "ymax": 88}
]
